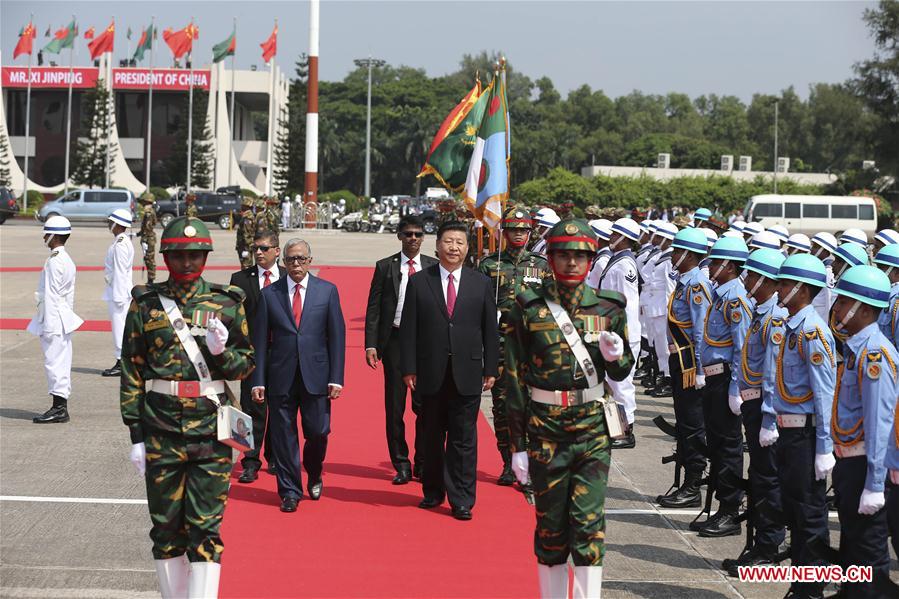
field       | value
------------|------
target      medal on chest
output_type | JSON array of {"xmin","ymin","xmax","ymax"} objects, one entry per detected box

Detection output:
[
  {"xmin": 190, "ymin": 309, "xmax": 214, "ymax": 336},
  {"xmin": 581, "ymin": 314, "xmax": 605, "ymax": 343}
]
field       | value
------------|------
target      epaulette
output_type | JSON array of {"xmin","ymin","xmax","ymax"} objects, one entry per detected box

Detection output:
[
  {"xmin": 50, "ymin": 250, "xmax": 59, "ymax": 258},
  {"xmin": 597, "ymin": 289, "xmax": 627, "ymax": 309},
  {"xmin": 515, "ymin": 287, "xmax": 542, "ymax": 308},
  {"xmin": 208, "ymin": 282, "xmax": 246, "ymax": 302},
  {"xmin": 131, "ymin": 284, "xmax": 157, "ymax": 300}
]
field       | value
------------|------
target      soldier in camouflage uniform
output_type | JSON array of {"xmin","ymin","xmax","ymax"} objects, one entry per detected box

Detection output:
[
  {"xmin": 505, "ymin": 218, "xmax": 635, "ymax": 598},
  {"xmin": 121, "ymin": 216, "xmax": 254, "ymax": 598},
  {"xmin": 264, "ymin": 196, "xmax": 281, "ymax": 234},
  {"xmin": 236, "ymin": 197, "xmax": 256, "ymax": 269},
  {"xmin": 184, "ymin": 193, "xmax": 199, "ymax": 218},
  {"xmin": 478, "ymin": 205, "xmax": 551, "ymax": 485},
  {"xmin": 138, "ymin": 193, "xmax": 157, "ymax": 283},
  {"xmin": 254, "ymin": 198, "xmax": 268, "ymax": 232}
]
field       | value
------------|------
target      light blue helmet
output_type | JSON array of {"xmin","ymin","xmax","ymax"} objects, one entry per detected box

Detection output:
[
  {"xmin": 833, "ymin": 265, "xmax": 891, "ymax": 309},
  {"xmin": 745, "ymin": 248, "xmax": 786, "ymax": 280},
  {"xmin": 693, "ymin": 208, "xmax": 712, "ymax": 222},
  {"xmin": 672, "ymin": 227, "xmax": 709, "ymax": 255},
  {"xmin": 778, "ymin": 254, "xmax": 828, "ymax": 288},
  {"xmin": 709, "ymin": 237, "xmax": 750, "ymax": 262},
  {"xmin": 834, "ymin": 243, "xmax": 869, "ymax": 267},
  {"xmin": 874, "ymin": 244, "xmax": 899, "ymax": 269}
]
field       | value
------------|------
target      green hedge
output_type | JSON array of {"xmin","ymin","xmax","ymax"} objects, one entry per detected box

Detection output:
[
  {"xmin": 149, "ymin": 186, "xmax": 170, "ymax": 200},
  {"xmin": 17, "ymin": 189, "xmax": 46, "ymax": 214},
  {"xmin": 320, "ymin": 189, "xmax": 363, "ymax": 213}
]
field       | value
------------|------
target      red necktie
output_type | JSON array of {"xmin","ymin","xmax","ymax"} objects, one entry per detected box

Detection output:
[
  {"xmin": 292, "ymin": 283, "xmax": 303, "ymax": 328},
  {"xmin": 263, "ymin": 270, "xmax": 272, "ymax": 288},
  {"xmin": 407, "ymin": 259, "xmax": 416, "ymax": 276},
  {"xmin": 446, "ymin": 273, "xmax": 456, "ymax": 317}
]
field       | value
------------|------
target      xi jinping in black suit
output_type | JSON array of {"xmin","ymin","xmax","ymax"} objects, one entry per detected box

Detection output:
[{"xmin": 400, "ymin": 221, "xmax": 499, "ymax": 520}]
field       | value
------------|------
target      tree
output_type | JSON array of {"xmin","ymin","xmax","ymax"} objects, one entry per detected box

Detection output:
[
  {"xmin": 0, "ymin": 123, "xmax": 11, "ymax": 187},
  {"xmin": 271, "ymin": 108, "xmax": 290, "ymax": 196},
  {"xmin": 71, "ymin": 79, "xmax": 115, "ymax": 188},
  {"xmin": 163, "ymin": 88, "xmax": 213, "ymax": 189},
  {"xmin": 283, "ymin": 53, "xmax": 309, "ymax": 193}
]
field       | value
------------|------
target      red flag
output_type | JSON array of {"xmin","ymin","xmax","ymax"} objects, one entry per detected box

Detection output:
[
  {"xmin": 260, "ymin": 24, "xmax": 277, "ymax": 63},
  {"xmin": 162, "ymin": 23, "xmax": 198, "ymax": 60},
  {"xmin": 88, "ymin": 21, "xmax": 115, "ymax": 60},
  {"xmin": 13, "ymin": 22, "xmax": 36, "ymax": 58},
  {"xmin": 84, "ymin": 26, "xmax": 95, "ymax": 39},
  {"xmin": 136, "ymin": 27, "xmax": 148, "ymax": 49},
  {"xmin": 54, "ymin": 25, "xmax": 71, "ymax": 40}
]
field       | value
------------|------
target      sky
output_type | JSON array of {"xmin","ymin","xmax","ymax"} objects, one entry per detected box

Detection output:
[{"xmin": 1, "ymin": 1, "xmax": 878, "ymax": 102}]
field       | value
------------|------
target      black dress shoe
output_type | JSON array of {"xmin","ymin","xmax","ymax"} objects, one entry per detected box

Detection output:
[
  {"xmin": 451, "ymin": 506, "xmax": 472, "ymax": 520},
  {"xmin": 280, "ymin": 496, "xmax": 299, "ymax": 512},
  {"xmin": 308, "ymin": 480, "xmax": 323, "ymax": 500},
  {"xmin": 392, "ymin": 470, "xmax": 412, "ymax": 485},
  {"xmin": 497, "ymin": 463, "xmax": 515, "ymax": 486},
  {"xmin": 33, "ymin": 405, "xmax": 69, "ymax": 424},
  {"xmin": 412, "ymin": 464, "xmax": 422, "ymax": 480},
  {"xmin": 698, "ymin": 511, "xmax": 741, "ymax": 538},
  {"xmin": 418, "ymin": 497, "xmax": 442, "ymax": 509},
  {"xmin": 101, "ymin": 359, "xmax": 122, "ymax": 377},
  {"xmin": 633, "ymin": 367, "xmax": 649, "ymax": 379},
  {"xmin": 611, "ymin": 427, "xmax": 636, "ymax": 450},
  {"xmin": 723, "ymin": 544, "xmax": 779, "ymax": 577},
  {"xmin": 267, "ymin": 463, "xmax": 277, "ymax": 475},
  {"xmin": 650, "ymin": 378, "xmax": 674, "ymax": 397},
  {"xmin": 238, "ymin": 467, "xmax": 259, "ymax": 483}
]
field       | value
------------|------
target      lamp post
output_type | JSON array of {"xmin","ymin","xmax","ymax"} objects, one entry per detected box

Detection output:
[{"xmin": 353, "ymin": 56, "xmax": 385, "ymax": 200}]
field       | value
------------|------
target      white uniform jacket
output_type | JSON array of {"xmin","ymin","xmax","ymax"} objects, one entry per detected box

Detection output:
[{"xmin": 27, "ymin": 247, "xmax": 84, "ymax": 336}]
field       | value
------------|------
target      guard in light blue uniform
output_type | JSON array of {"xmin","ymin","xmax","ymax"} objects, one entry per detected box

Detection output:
[
  {"xmin": 830, "ymin": 265, "xmax": 899, "ymax": 598},
  {"xmin": 694, "ymin": 237, "xmax": 753, "ymax": 537},
  {"xmin": 886, "ymin": 402, "xmax": 899, "ymax": 561},
  {"xmin": 873, "ymin": 244, "xmax": 899, "ymax": 349},
  {"xmin": 657, "ymin": 228, "xmax": 714, "ymax": 509},
  {"xmin": 722, "ymin": 248, "xmax": 788, "ymax": 575}
]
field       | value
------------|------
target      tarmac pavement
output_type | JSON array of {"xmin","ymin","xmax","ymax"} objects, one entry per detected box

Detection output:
[{"xmin": 1, "ymin": 221, "xmax": 896, "ymax": 598}]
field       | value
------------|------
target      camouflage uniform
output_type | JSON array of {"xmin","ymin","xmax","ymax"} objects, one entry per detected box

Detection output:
[
  {"xmin": 254, "ymin": 198, "xmax": 268, "ymax": 232},
  {"xmin": 505, "ymin": 219, "xmax": 634, "ymax": 568},
  {"xmin": 477, "ymin": 206, "xmax": 550, "ymax": 478},
  {"xmin": 236, "ymin": 199, "xmax": 255, "ymax": 269},
  {"xmin": 120, "ymin": 217, "xmax": 255, "ymax": 564},
  {"xmin": 185, "ymin": 194, "xmax": 199, "ymax": 218},
  {"xmin": 138, "ymin": 194, "xmax": 157, "ymax": 283},
  {"xmin": 264, "ymin": 198, "xmax": 280, "ymax": 234}
]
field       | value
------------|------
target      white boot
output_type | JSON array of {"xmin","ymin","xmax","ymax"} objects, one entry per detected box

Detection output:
[
  {"xmin": 537, "ymin": 563, "xmax": 570, "ymax": 599},
  {"xmin": 572, "ymin": 566, "xmax": 602, "ymax": 599},
  {"xmin": 187, "ymin": 561, "xmax": 221, "ymax": 599},
  {"xmin": 154, "ymin": 555, "xmax": 189, "ymax": 599}
]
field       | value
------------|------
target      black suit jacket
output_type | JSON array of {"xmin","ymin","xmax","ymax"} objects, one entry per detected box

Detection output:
[
  {"xmin": 364, "ymin": 252, "xmax": 438, "ymax": 353},
  {"xmin": 229, "ymin": 264, "xmax": 288, "ymax": 331},
  {"xmin": 399, "ymin": 264, "xmax": 499, "ymax": 396}
]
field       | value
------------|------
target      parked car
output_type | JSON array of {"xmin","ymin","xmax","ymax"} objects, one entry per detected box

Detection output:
[
  {"xmin": 155, "ymin": 190, "xmax": 241, "ymax": 229},
  {"xmin": 38, "ymin": 189, "xmax": 135, "ymax": 222},
  {"xmin": 419, "ymin": 208, "xmax": 439, "ymax": 234},
  {"xmin": 745, "ymin": 194, "xmax": 878, "ymax": 238},
  {"xmin": 0, "ymin": 187, "xmax": 20, "ymax": 224}
]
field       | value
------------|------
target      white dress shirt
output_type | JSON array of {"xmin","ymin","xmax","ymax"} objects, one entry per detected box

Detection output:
[
  {"xmin": 438, "ymin": 264, "xmax": 463, "ymax": 303},
  {"xmin": 393, "ymin": 252, "xmax": 421, "ymax": 327},
  {"xmin": 257, "ymin": 265, "xmax": 281, "ymax": 289}
]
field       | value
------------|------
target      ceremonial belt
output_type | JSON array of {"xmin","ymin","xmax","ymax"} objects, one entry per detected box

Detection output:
[
  {"xmin": 740, "ymin": 388, "xmax": 761, "ymax": 401},
  {"xmin": 834, "ymin": 444, "xmax": 865, "ymax": 458},
  {"xmin": 777, "ymin": 414, "xmax": 815, "ymax": 428},
  {"xmin": 529, "ymin": 386, "xmax": 603, "ymax": 406},
  {"xmin": 146, "ymin": 379, "xmax": 227, "ymax": 398},
  {"xmin": 703, "ymin": 363, "xmax": 725, "ymax": 377}
]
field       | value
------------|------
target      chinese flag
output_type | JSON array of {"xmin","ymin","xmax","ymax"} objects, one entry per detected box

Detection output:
[
  {"xmin": 84, "ymin": 26, "xmax": 95, "ymax": 39},
  {"xmin": 13, "ymin": 22, "xmax": 36, "ymax": 58},
  {"xmin": 260, "ymin": 24, "xmax": 277, "ymax": 63},
  {"xmin": 163, "ymin": 23, "xmax": 198, "ymax": 60},
  {"xmin": 88, "ymin": 21, "xmax": 115, "ymax": 60}
]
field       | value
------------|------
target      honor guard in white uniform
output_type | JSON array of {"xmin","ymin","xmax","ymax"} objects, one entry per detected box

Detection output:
[
  {"xmin": 27, "ymin": 216, "xmax": 84, "ymax": 423},
  {"xmin": 741, "ymin": 222, "xmax": 764, "ymax": 244},
  {"xmin": 530, "ymin": 208, "xmax": 560, "ymax": 257},
  {"xmin": 811, "ymin": 232, "xmax": 838, "ymax": 322},
  {"xmin": 840, "ymin": 228, "xmax": 868, "ymax": 248},
  {"xmin": 645, "ymin": 222, "xmax": 679, "ymax": 397},
  {"xmin": 599, "ymin": 218, "xmax": 642, "ymax": 448},
  {"xmin": 873, "ymin": 228, "xmax": 899, "ymax": 253},
  {"xmin": 101, "ymin": 209, "xmax": 135, "ymax": 377},
  {"xmin": 699, "ymin": 229, "xmax": 718, "ymax": 280},
  {"xmin": 785, "ymin": 233, "xmax": 811, "ymax": 256},
  {"xmin": 586, "ymin": 219, "xmax": 612, "ymax": 289},
  {"xmin": 766, "ymin": 225, "xmax": 790, "ymax": 247}
]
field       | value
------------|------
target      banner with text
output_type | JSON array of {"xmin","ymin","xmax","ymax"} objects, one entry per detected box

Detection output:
[
  {"xmin": 112, "ymin": 68, "xmax": 211, "ymax": 91},
  {"xmin": 2, "ymin": 66, "xmax": 99, "ymax": 88},
  {"xmin": 1, "ymin": 66, "xmax": 211, "ymax": 91}
]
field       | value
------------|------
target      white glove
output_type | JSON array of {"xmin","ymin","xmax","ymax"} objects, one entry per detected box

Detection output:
[
  {"xmin": 241, "ymin": 251, "xmax": 249, "ymax": 258},
  {"xmin": 728, "ymin": 394, "xmax": 742, "ymax": 415},
  {"xmin": 205, "ymin": 316, "xmax": 229, "ymax": 355},
  {"xmin": 695, "ymin": 373, "xmax": 706, "ymax": 389},
  {"xmin": 759, "ymin": 427, "xmax": 779, "ymax": 447},
  {"xmin": 130, "ymin": 442, "xmax": 146, "ymax": 477},
  {"xmin": 511, "ymin": 451, "xmax": 529, "ymax": 485},
  {"xmin": 814, "ymin": 452, "xmax": 836, "ymax": 481},
  {"xmin": 141, "ymin": 242, "xmax": 148, "ymax": 253},
  {"xmin": 598, "ymin": 331, "xmax": 624, "ymax": 362},
  {"xmin": 858, "ymin": 489, "xmax": 885, "ymax": 515}
]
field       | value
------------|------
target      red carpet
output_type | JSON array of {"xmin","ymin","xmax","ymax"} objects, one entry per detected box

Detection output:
[
  {"xmin": 219, "ymin": 266, "xmax": 538, "ymax": 598},
  {"xmin": 0, "ymin": 318, "xmax": 110, "ymax": 331}
]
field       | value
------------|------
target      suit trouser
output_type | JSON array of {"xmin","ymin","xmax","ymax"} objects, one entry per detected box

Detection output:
[
  {"xmin": 607, "ymin": 338, "xmax": 640, "ymax": 425},
  {"xmin": 239, "ymin": 378, "xmax": 273, "ymax": 470},
  {"xmin": 270, "ymin": 370, "xmax": 331, "ymax": 500},
  {"xmin": 669, "ymin": 355, "xmax": 707, "ymax": 478},
  {"xmin": 775, "ymin": 424, "xmax": 829, "ymax": 596},
  {"xmin": 833, "ymin": 456, "xmax": 891, "ymax": 599},
  {"xmin": 382, "ymin": 328, "xmax": 424, "ymax": 473},
  {"xmin": 420, "ymin": 362, "xmax": 480, "ymax": 509},
  {"xmin": 106, "ymin": 300, "xmax": 128, "ymax": 360},
  {"xmin": 647, "ymin": 316, "xmax": 670, "ymax": 376},
  {"xmin": 701, "ymin": 366, "xmax": 744, "ymax": 510},
  {"xmin": 889, "ymin": 478, "xmax": 899, "ymax": 561},
  {"xmin": 740, "ymin": 396, "xmax": 785, "ymax": 549},
  {"xmin": 39, "ymin": 333, "xmax": 72, "ymax": 399}
]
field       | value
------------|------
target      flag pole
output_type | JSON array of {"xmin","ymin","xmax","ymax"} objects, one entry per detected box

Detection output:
[
  {"xmin": 304, "ymin": 0, "xmax": 320, "ymax": 225},
  {"xmin": 23, "ymin": 14, "xmax": 33, "ymax": 210},
  {"xmin": 265, "ymin": 20, "xmax": 276, "ymax": 197},
  {"xmin": 105, "ymin": 20, "xmax": 113, "ymax": 189},
  {"xmin": 63, "ymin": 16, "xmax": 76, "ymax": 194},
  {"xmin": 186, "ymin": 18, "xmax": 194, "ymax": 195},
  {"xmin": 145, "ymin": 16, "xmax": 155, "ymax": 193},
  {"xmin": 228, "ymin": 17, "xmax": 236, "ymax": 187}
]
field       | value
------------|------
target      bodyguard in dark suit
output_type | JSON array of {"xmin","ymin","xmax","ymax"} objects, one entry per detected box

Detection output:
[
  {"xmin": 400, "ymin": 221, "xmax": 500, "ymax": 520},
  {"xmin": 365, "ymin": 216, "xmax": 438, "ymax": 484},
  {"xmin": 229, "ymin": 229, "xmax": 286, "ymax": 483},
  {"xmin": 251, "ymin": 238, "xmax": 346, "ymax": 513}
]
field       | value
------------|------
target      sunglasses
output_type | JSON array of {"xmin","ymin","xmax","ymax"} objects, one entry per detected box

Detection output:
[
  {"xmin": 284, "ymin": 255, "xmax": 311, "ymax": 265},
  {"xmin": 252, "ymin": 245, "xmax": 274, "ymax": 252},
  {"xmin": 401, "ymin": 231, "xmax": 424, "ymax": 239}
]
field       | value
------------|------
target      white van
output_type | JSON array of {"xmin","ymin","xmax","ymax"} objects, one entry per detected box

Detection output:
[{"xmin": 745, "ymin": 194, "xmax": 877, "ymax": 238}]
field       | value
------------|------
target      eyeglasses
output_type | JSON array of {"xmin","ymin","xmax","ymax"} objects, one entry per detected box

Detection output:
[
  {"xmin": 401, "ymin": 231, "xmax": 424, "ymax": 239},
  {"xmin": 252, "ymin": 245, "xmax": 274, "ymax": 252},
  {"xmin": 284, "ymin": 255, "xmax": 311, "ymax": 265}
]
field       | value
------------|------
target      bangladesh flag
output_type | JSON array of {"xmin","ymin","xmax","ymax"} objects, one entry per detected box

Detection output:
[
  {"xmin": 213, "ymin": 29, "xmax": 236, "ymax": 63},
  {"xmin": 43, "ymin": 20, "xmax": 76, "ymax": 54},
  {"xmin": 462, "ymin": 73, "xmax": 510, "ymax": 228},
  {"xmin": 133, "ymin": 24, "xmax": 154, "ymax": 62}
]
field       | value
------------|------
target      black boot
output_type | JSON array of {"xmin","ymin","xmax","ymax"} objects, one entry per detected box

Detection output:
[
  {"xmin": 33, "ymin": 395, "xmax": 69, "ymax": 424},
  {"xmin": 723, "ymin": 544, "xmax": 780, "ymax": 577},
  {"xmin": 101, "ymin": 359, "xmax": 122, "ymax": 377},
  {"xmin": 611, "ymin": 425, "xmax": 636, "ymax": 449},
  {"xmin": 651, "ymin": 376, "xmax": 673, "ymax": 397},
  {"xmin": 658, "ymin": 473, "xmax": 702, "ymax": 508},
  {"xmin": 698, "ymin": 509, "xmax": 741, "ymax": 537},
  {"xmin": 497, "ymin": 448, "xmax": 515, "ymax": 486}
]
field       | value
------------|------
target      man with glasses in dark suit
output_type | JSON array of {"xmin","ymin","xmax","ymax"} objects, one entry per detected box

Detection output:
[{"xmin": 365, "ymin": 216, "xmax": 438, "ymax": 484}]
